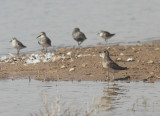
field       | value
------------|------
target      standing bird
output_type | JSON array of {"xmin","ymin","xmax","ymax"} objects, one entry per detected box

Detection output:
[
  {"xmin": 97, "ymin": 30, "xmax": 115, "ymax": 44},
  {"xmin": 72, "ymin": 28, "xmax": 87, "ymax": 46},
  {"xmin": 10, "ymin": 37, "xmax": 26, "ymax": 55},
  {"xmin": 101, "ymin": 50, "xmax": 128, "ymax": 81},
  {"xmin": 37, "ymin": 32, "xmax": 51, "ymax": 52}
]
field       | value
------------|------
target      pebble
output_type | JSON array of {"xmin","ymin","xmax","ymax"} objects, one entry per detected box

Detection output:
[
  {"xmin": 127, "ymin": 58, "xmax": 134, "ymax": 62},
  {"xmin": 61, "ymin": 65, "xmax": 66, "ymax": 69},
  {"xmin": 82, "ymin": 63, "xmax": 87, "ymax": 67},
  {"xmin": 147, "ymin": 60, "xmax": 154, "ymax": 64},
  {"xmin": 116, "ymin": 58, "xmax": 122, "ymax": 61},
  {"xmin": 69, "ymin": 68, "xmax": 75, "ymax": 72},
  {"xmin": 55, "ymin": 56, "xmax": 61, "ymax": 61},
  {"xmin": 120, "ymin": 53, "xmax": 124, "ymax": 56},
  {"xmin": 150, "ymin": 72, "xmax": 154, "ymax": 75},
  {"xmin": 155, "ymin": 48, "xmax": 159, "ymax": 51},
  {"xmin": 66, "ymin": 51, "xmax": 72, "ymax": 55}
]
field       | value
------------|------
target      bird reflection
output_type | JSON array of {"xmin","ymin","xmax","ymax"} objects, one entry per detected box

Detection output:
[{"xmin": 99, "ymin": 83, "xmax": 126, "ymax": 112}]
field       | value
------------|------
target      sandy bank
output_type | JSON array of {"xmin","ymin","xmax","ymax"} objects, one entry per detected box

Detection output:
[{"xmin": 0, "ymin": 44, "xmax": 160, "ymax": 82}]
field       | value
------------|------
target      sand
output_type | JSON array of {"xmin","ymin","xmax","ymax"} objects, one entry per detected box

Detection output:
[{"xmin": 0, "ymin": 44, "xmax": 160, "ymax": 82}]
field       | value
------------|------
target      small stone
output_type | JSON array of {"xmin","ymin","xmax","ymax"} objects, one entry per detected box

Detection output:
[
  {"xmin": 82, "ymin": 63, "xmax": 87, "ymax": 67},
  {"xmin": 61, "ymin": 65, "xmax": 66, "ymax": 69},
  {"xmin": 9, "ymin": 59, "xmax": 14, "ymax": 63},
  {"xmin": 127, "ymin": 58, "xmax": 134, "ymax": 62},
  {"xmin": 107, "ymin": 47, "xmax": 111, "ymax": 50},
  {"xmin": 120, "ymin": 53, "xmax": 124, "ymax": 56},
  {"xmin": 147, "ymin": 60, "xmax": 154, "ymax": 64},
  {"xmin": 150, "ymin": 72, "xmax": 154, "ymax": 75},
  {"xmin": 56, "ymin": 56, "xmax": 61, "ymax": 61},
  {"xmin": 66, "ymin": 51, "xmax": 72, "ymax": 55},
  {"xmin": 155, "ymin": 48, "xmax": 159, "ymax": 51},
  {"xmin": 69, "ymin": 68, "xmax": 75, "ymax": 72},
  {"xmin": 132, "ymin": 47, "xmax": 135, "ymax": 50},
  {"xmin": 116, "ymin": 58, "xmax": 122, "ymax": 61}
]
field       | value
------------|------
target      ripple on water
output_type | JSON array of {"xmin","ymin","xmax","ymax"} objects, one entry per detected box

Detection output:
[{"xmin": 0, "ymin": 80, "xmax": 160, "ymax": 116}]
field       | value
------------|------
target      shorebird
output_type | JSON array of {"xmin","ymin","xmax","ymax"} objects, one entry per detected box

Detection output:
[
  {"xmin": 37, "ymin": 32, "xmax": 51, "ymax": 52},
  {"xmin": 72, "ymin": 28, "xmax": 87, "ymax": 46},
  {"xmin": 101, "ymin": 50, "xmax": 128, "ymax": 81},
  {"xmin": 97, "ymin": 30, "xmax": 115, "ymax": 44},
  {"xmin": 10, "ymin": 37, "xmax": 26, "ymax": 55}
]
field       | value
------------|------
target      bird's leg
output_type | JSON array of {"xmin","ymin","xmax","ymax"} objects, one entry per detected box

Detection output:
[
  {"xmin": 45, "ymin": 48, "xmax": 48, "ymax": 52},
  {"xmin": 112, "ymin": 73, "xmax": 116, "ymax": 85},
  {"xmin": 78, "ymin": 42, "xmax": 80, "ymax": 46},
  {"xmin": 78, "ymin": 42, "xmax": 81, "ymax": 46},
  {"xmin": 106, "ymin": 71, "xmax": 109, "ymax": 81},
  {"xmin": 17, "ymin": 49, "xmax": 20, "ymax": 56},
  {"xmin": 107, "ymin": 69, "xmax": 110, "ymax": 88},
  {"xmin": 112, "ymin": 73, "xmax": 115, "ymax": 81},
  {"xmin": 80, "ymin": 41, "xmax": 82, "ymax": 46},
  {"xmin": 105, "ymin": 39, "xmax": 108, "ymax": 45}
]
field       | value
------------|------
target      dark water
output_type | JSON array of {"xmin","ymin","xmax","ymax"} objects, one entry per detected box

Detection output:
[
  {"xmin": 0, "ymin": 0, "xmax": 160, "ymax": 55},
  {"xmin": 0, "ymin": 79, "xmax": 160, "ymax": 116}
]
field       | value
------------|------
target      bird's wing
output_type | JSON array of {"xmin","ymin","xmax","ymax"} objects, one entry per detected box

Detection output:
[
  {"xmin": 75, "ymin": 32, "xmax": 87, "ymax": 39},
  {"xmin": 17, "ymin": 40, "xmax": 26, "ymax": 48},
  {"xmin": 104, "ymin": 31, "xmax": 111, "ymax": 36},
  {"xmin": 46, "ymin": 37, "xmax": 51, "ymax": 46},
  {"xmin": 109, "ymin": 61, "xmax": 127, "ymax": 70}
]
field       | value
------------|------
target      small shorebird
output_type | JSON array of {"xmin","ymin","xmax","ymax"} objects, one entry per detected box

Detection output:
[
  {"xmin": 37, "ymin": 32, "xmax": 51, "ymax": 52},
  {"xmin": 10, "ymin": 37, "xmax": 26, "ymax": 55},
  {"xmin": 97, "ymin": 30, "xmax": 115, "ymax": 44},
  {"xmin": 72, "ymin": 28, "xmax": 87, "ymax": 46},
  {"xmin": 101, "ymin": 50, "xmax": 128, "ymax": 81}
]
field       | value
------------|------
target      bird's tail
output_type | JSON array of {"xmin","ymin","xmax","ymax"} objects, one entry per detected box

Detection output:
[
  {"xmin": 121, "ymin": 67, "xmax": 128, "ymax": 70},
  {"xmin": 111, "ymin": 34, "xmax": 115, "ymax": 36}
]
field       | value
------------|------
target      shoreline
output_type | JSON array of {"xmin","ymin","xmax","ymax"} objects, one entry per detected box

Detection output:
[{"xmin": 0, "ymin": 44, "xmax": 160, "ymax": 82}]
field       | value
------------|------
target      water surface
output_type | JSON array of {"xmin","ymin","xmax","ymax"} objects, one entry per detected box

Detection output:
[
  {"xmin": 0, "ymin": 0, "xmax": 160, "ymax": 55},
  {"xmin": 0, "ymin": 79, "xmax": 160, "ymax": 116}
]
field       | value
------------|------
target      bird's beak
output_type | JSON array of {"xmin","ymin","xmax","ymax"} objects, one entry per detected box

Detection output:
[
  {"xmin": 36, "ymin": 35, "xmax": 41, "ymax": 39},
  {"xmin": 97, "ymin": 32, "xmax": 99, "ymax": 35},
  {"xmin": 9, "ymin": 40, "xmax": 12, "ymax": 43}
]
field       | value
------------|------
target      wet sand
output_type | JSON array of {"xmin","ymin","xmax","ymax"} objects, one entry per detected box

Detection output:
[{"xmin": 0, "ymin": 44, "xmax": 160, "ymax": 82}]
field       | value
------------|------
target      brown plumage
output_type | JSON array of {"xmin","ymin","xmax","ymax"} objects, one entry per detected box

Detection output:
[
  {"xmin": 98, "ymin": 30, "xmax": 115, "ymax": 44},
  {"xmin": 10, "ymin": 37, "xmax": 26, "ymax": 55},
  {"xmin": 37, "ymin": 32, "xmax": 51, "ymax": 52},
  {"xmin": 101, "ymin": 50, "xmax": 128, "ymax": 80},
  {"xmin": 72, "ymin": 28, "xmax": 87, "ymax": 46}
]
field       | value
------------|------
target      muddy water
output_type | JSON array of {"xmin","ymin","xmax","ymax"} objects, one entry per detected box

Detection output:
[
  {"xmin": 0, "ymin": 79, "xmax": 160, "ymax": 116},
  {"xmin": 0, "ymin": 0, "xmax": 160, "ymax": 55}
]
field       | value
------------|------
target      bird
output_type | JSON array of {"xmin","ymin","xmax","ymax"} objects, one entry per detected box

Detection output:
[
  {"xmin": 100, "ymin": 50, "xmax": 128, "ymax": 81},
  {"xmin": 10, "ymin": 37, "xmax": 26, "ymax": 55},
  {"xmin": 36, "ymin": 32, "xmax": 51, "ymax": 52},
  {"xmin": 97, "ymin": 30, "xmax": 115, "ymax": 44},
  {"xmin": 72, "ymin": 28, "xmax": 87, "ymax": 46}
]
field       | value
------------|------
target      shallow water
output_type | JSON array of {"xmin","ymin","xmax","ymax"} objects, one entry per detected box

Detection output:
[
  {"xmin": 0, "ymin": 79, "xmax": 160, "ymax": 116},
  {"xmin": 0, "ymin": 0, "xmax": 160, "ymax": 55}
]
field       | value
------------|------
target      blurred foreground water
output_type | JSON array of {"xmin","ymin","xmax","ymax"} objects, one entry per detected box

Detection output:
[{"xmin": 0, "ymin": 79, "xmax": 160, "ymax": 116}]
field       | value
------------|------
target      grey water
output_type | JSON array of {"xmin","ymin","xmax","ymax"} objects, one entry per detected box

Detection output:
[
  {"xmin": 0, "ymin": 79, "xmax": 160, "ymax": 116},
  {"xmin": 0, "ymin": 0, "xmax": 160, "ymax": 55}
]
